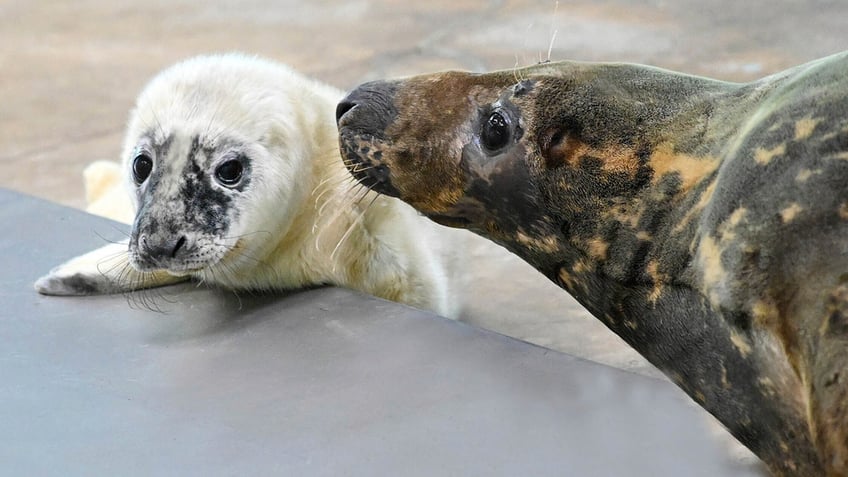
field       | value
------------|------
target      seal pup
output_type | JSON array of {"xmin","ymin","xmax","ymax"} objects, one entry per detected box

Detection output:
[
  {"xmin": 35, "ymin": 54, "xmax": 460, "ymax": 319},
  {"xmin": 337, "ymin": 52, "xmax": 848, "ymax": 475}
]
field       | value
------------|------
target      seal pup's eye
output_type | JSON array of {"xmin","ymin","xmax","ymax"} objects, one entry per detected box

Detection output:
[
  {"xmin": 132, "ymin": 153, "xmax": 153, "ymax": 184},
  {"xmin": 481, "ymin": 111, "xmax": 511, "ymax": 152},
  {"xmin": 215, "ymin": 159, "xmax": 244, "ymax": 187}
]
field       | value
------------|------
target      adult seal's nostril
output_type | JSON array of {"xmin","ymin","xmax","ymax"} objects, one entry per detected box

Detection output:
[
  {"xmin": 336, "ymin": 81, "xmax": 400, "ymax": 137},
  {"xmin": 335, "ymin": 100, "xmax": 357, "ymax": 124}
]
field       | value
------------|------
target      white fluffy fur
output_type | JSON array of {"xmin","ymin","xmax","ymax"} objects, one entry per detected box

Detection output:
[{"xmin": 35, "ymin": 54, "xmax": 461, "ymax": 318}]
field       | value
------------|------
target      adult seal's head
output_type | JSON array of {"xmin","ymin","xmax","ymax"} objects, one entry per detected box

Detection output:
[
  {"xmin": 337, "ymin": 53, "xmax": 848, "ymax": 475},
  {"xmin": 336, "ymin": 72, "xmax": 542, "ymax": 234}
]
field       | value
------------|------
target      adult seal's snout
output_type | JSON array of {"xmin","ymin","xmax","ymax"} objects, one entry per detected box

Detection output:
[
  {"xmin": 337, "ymin": 80, "xmax": 405, "ymax": 197},
  {"xmin": 336, "ymin": 80, "xmax": 399, "ymax": 137}
]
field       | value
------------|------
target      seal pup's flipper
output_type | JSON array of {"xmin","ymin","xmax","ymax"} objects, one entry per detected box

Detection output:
[{"xmin": 34, "ymin": 241, "xmax": 187, "ymax": 296}]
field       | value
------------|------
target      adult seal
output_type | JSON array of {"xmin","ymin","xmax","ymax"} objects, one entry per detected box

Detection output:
[
  {"xmin": 35, "ymin": 54, "xmax": 460, "ymax": 319},
  {"xmin": 337, "ymin": 52, "xmax": 848, "ymax": 475}
]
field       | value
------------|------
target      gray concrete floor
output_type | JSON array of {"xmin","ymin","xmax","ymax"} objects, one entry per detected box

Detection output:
[{"xmin": 3, "ymin": 1, "xmax": 846, "ymax": 472}]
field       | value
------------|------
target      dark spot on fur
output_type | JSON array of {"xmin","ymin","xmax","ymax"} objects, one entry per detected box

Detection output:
[
  {"xmin": 825, "ymin": 372, "xmax": 840, "ymax": 387},
  {"xmin": 64, "ymin": 274, "xmax": 100, "ymax": 294},
  {"xmin": 513, "ymin": 80, "xmax": 535, "ymax": 97}
]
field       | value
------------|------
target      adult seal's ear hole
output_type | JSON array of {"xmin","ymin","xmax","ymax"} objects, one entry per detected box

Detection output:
[
  {"xmin": 513, "ymin": 80, "xmax": 535, "ymax": 97},
  {"xmin": 540, "ymin": 128, "xmax": 568, "ymax": 169}
]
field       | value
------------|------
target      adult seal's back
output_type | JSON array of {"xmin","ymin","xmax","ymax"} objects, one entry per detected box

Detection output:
[
  {"xmin": 35, "ymin": 54, "xmax": 461, "ymax": 319},
  {"xmin": 337, "ymin": 52, "xmax": 848, "ymax": 475}
]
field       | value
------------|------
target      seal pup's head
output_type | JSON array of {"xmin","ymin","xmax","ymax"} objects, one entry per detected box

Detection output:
[{"xmin": 121, "ymin": 54, "xmax": 339, "ymax": 282}]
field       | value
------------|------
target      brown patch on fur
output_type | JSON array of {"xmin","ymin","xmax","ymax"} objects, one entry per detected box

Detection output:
[
  {"xmin": 752, "ymin": 299, "xmax": 780, "ymax": 328},
  {"xmin": 759, "ymin": 377, "xmax": 776, "ymax": 397},
  {"xmin": 558, "ymin": 267, "xmax": 576, "ymax": 290},
  {"xmin": 718, "ymin": 207, "xmax": 747, "ymax": 241},
  {"xmin": 586, "ymin": 237, "xmax": 609, "ymax": 261},
  {"xmin": 839, "ymin": 202, "xmax": 848, "ymax": 220},
  {"xmin": 646, "ymin": 259, "xmax": 666, "ymax": 304},
  {"xmin": 796, "ymin": 168, "xmax": 814, "ymax": 182},
  {"xmin": 697, "ymin": 235, "xmax": 725, "ymax": 306},
  {"xmin": 599, "ymin": 145, "xmax": 641, "ymax": 176},
  {"xmin": 674, "ymin": 179, "xmax": 718, "ymax": 234},
  {"xmin": 605, "ymin": 199, "xmax": 645, "ymax": 230},
  {"xmin": 754, "ymin": 143, "xmax": 786, "ymax": 165},
  {"xmin": 794, "ymin": 117, "xmax": 820, "ymax": 141},
  {"xmin": 721, "ymin": 364, "xmax": 731, "ymax": 390},
  {"xmin": 543, "ymin": 131, "xmax": 588, "ymax": 169},
  {"xmin": 730, "ymin": 329, "xmax": 753, "ymax": 357},
  {"xmin": 649, "ymin": 142, "xmax": 719, "ymax": 192},
  {"xmin": 572, "ymin": 258, "xmax": 593, "ymax": 275},
  {"xmin": 780, "ymin": 203, "xmax": 803, "ymax": 223},
  {"xmin": 544, "ymin": 135, "xmax": 640, "ymax": 177},
  {"xmin": 516, "ymin": 231, "xmax": 560, "ymax": 254}
]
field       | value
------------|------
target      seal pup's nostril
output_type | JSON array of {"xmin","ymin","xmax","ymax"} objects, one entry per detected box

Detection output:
[
  {"xmin": 136, "ymin": 233, "xmax": 187, "ymax": 261},
  {"xmin": 336, "ymin": 100, "xmax": 357, "ymax": 124},
  {"xmin": 171, "ymin": 236, "xmax": 186, "ymax": 258}
]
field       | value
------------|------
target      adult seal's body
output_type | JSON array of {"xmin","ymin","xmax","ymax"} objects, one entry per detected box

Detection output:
[
  {"xmin": 337, "ymin": 52, "xmax": 848, "ymax": 474},
  {"xmin": 36, "ymin": 54, "xmax": 460, "ymax": 319}
]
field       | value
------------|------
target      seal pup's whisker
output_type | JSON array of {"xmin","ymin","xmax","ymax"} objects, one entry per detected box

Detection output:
[
  {"xmin": 96, "ymin": 253, "xmax": 131, "ymax": 277},
  {"xmin": 93, "ymin": 226, "xmax": 131, "ymax": 243},
  {"xmin": 329, "ymin": 200, "xmax": 371, "ymax": 271},
  {"xmin": 314, "ymin": 180, "xmax": 372, "ymax": 253}
]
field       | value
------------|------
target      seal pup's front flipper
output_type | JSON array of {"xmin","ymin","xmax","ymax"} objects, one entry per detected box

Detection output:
[{"xmin": 34, "ymin": 241, "xmax": 187, "ymax": 296}]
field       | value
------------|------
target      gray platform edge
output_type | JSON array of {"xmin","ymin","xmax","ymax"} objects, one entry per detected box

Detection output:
[{"xmin": 0, "ymin": 189, "xmax": 764, "ymax": 476}]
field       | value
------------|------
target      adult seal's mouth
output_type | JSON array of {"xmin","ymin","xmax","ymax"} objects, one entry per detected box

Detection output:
[{"xmin": 337, "ymin": 131, "xmax": 401, "ymax": 198}]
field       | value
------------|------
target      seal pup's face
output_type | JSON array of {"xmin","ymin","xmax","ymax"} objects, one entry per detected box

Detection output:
[{"xmin": 121, "ymin": 55, "xmax": 317, "ymax": 278}]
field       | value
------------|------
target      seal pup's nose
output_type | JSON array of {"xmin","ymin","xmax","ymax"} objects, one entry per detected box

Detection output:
[
  {"xmin": 137, "ymin": 233, "xmax": 188, "ymax": 262},
  {"xmin": 336, "ymin": 80, "xmax": 400, "ymax": 135}
]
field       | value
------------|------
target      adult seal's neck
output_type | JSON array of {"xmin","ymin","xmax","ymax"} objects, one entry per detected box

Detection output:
[
  {"xmin": 491, "ymin": 65, "xmax": 821, "ymax": 471},
  {"xmin": 522, "ymin": 63, "xmax": 792, "ymax": 308}
]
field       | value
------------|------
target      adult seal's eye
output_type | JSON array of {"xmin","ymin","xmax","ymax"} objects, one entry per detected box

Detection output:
[
  {"xmin": 132, "ymin": 153, "xmax": 153, "ymax": 184},
  {"xmin": 215, "ymin": 159, "xmax": 244, "ymax": 187},
  {"xmin": 481, "ymin": 111, "xmax": 511, "ymax": 152}
]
